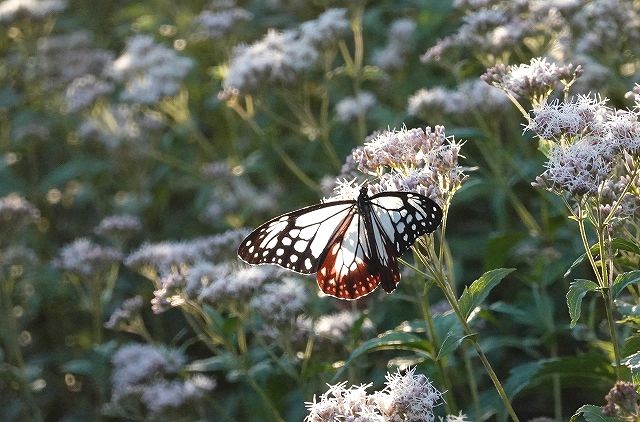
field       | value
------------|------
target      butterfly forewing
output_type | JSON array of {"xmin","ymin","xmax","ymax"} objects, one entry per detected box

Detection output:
[
  {"xmin": 237, "ymin": 200, "xmax": 355, "ymax": 274},
  {"xmin": 368, "ymin": 192, "xmax": 442, "ymax": 255},
  {"xmin": 316, "ymin": 212, "xmax": 381, "ymax": 299}
]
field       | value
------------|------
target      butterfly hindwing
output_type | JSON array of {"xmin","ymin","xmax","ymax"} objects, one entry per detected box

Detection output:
[
  {"xmin": 316, "ymin": 211, "xmax": 381, "ymax": 299},
  {"xmin": 237, "ymin": 200, "xmax": 355, "ymax": 274},
  {"xmin": 368, "ymin": 191, "xmax": 442, "ymax": 255}
]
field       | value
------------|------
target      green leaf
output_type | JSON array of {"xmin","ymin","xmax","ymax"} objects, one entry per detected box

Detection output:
[
  {"xmin": 622, "ymin": 352, "xmax": 640, "ymax": 384},
  {"xmin": 570, "ymin": 404, "xmax": 620, "ymax": 422},
  {"xmin": 567, "ymin": 279, "xmax": 598, "ymax": 328},
  {"xmin": 332, "ymin": 331, "xmax": 431, "ymax": 381},
  {"xmin": 504, "ymin": 361, "xmax": 543, "ymax": 398},
  {"xmin": 458, "ymin": 268, "xmax": 515, "ymax": 320},
  {"xmin": 564, "ymin": 239, "xmax": 639, "ymax": 278},
  {"xmin": 434, "ymin": 312, "xmax": 465, "ymax": 359},
  {"xmin": 38, "ymin": 159, "xmax": 112, "ymax": 191},
  {"xmin": 611, "ymin": 270, "xmax": 640, "ymax": 300},
  {"xmin": 623, "ymin": 335, "xmax": 640, "ymax": 359}
]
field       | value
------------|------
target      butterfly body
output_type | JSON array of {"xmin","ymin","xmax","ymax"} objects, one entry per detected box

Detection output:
[{"xmin": 237, "ymin": 186, "xmax": 442, "ymax": 299}]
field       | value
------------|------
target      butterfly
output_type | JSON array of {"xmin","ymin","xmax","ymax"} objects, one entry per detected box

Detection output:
[{"xmin": 237, "ymin": 186, "xmax": 442, "ymax": 300}]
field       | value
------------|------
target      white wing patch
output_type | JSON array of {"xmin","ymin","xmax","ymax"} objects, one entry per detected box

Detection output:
[
  {"xmin": 237, "ymin": 201, "xmax": 355, "ymax": 274},
  {"xmin": 369, "ymin": 192, "xmax": 442, "ymax": 255}
]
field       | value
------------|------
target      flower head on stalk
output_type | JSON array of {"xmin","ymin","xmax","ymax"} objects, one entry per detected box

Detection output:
[
  {"xmin": 482, "ymin": 58, "xmax": 582, "ymax": 105},
  {"xmin": 342, "ymin": 126, "xmax": 467, "ymax": 210},
  {"xmin": 305, "ymin": 367, "xmax": 443, "ymax": 422}
]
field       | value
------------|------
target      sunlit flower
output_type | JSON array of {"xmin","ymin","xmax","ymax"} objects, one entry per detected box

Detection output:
[
  {"xmin": 54, "ymin": 238, "xmax": 122, "ymax": 278},
  {"xmin": 0, "ymin": 0, "xmax": 66, "ymax": 22},
  {"xmin": 525, "ymin": 95, "xmax": 603, "ymax": 139},
  {"xmin": 482, "ymin": 57, "xmax": 582, "ymax": 101},
  {"xmin": 372, "ymin": 367, "xmax": 443, "ymax": 422},
  {"xmin": 335, "ymin": 91, "xmax": 377, "ymax": 122},
  {"xmin": 346, "ymin": 126, "xmax": 466, "ymax": 206},
  {"xmin": 305, "ymin": 367, "xmax": 442, "ymax": 422},
  {"xmin": 109, "ymin": 35, "xmax": 193, "ymax": 104}
]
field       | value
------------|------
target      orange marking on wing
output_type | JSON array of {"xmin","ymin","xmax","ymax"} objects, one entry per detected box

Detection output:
[{"xmin": 316, "ymin": 239, "xmax": 381, "ymax": 300}]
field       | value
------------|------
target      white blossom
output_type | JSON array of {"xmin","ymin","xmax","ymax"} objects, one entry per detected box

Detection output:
[{"xmin": 109, "ymin": 35, "xmax": 193, "ymax": 104}]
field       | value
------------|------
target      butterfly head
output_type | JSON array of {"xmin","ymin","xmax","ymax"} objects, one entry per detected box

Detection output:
[{"xmin": 358, "ymin": 184, "xmax": 369, "ymax": 199}]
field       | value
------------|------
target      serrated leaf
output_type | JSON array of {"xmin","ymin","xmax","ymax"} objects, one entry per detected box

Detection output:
[
  {"xmin": 332, "ymin": 331, "xmax": 431, "ymax": 381},
  {"xmin": 567, "ymin": 279, "xmax": 598, "ymax": 328},
  {"xmin": 611, "ymin": 270, "xmax": 640, "ymax": 300},
  {"xmin": 458, "ymin": 268, "xmax": 515, "ymax": 320},
  {"xmin": 570, "ymin": 404, "xmax": 620, "ymax": 422}
]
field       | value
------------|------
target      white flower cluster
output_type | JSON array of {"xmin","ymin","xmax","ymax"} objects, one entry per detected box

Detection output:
[
  {"xmin": 335, "ymin": 91, "xmax": 377, "ymax": 122},
  {"xmin": 108, "ymin": 344, "xmax": 215, "ymax": 418},
  {"xmin": 35, "ymin": 31, "xmax": 114, "ymax": 91},
  {"xmin": 0, "ymin": 193, "xmax": 39, "ymax": 234},
  {"xmin": 250, "ymin": 277, "xmax": 308, "ymax": 324},
  {"xmin": 0, "ymin": 0, "xmax": 66, "ymax": 23},
  {"xmin": 105, "ymin": 296, "xmax": 143, "ymax": 330},
  {"xmin": 77, "ymin": 103, "xmax": 165, "ymax": 149},
  {"xmin": 342, "ymin": 126, "xmax": 466, "ymax": 206},
  {"xmin": 53, "ymin": 238, "xmax": 122, "ymax": 278},
  {"xmin": 194, "ymin": 0, "xmax": 252, "ymax": 39},
  {"xmin": 305, "ymin": 367, "xmax": 443, "ymax": 422},
  {"xmin": 109, "ymin": 35, "xmax": 193, "ymax": 104},
  {"xmin": 313, "ymin": 310, "xmax": 374, "ymax": 343},
  {"xmin": 221, "ymin": 8, "xmax": 349, "ymax": 96},
  {"xmin": 373, "ymin": 18, "xmax": 417, "ymax": 71},
  {"xmin": 408, "ymin": 79, "xmax": 507, "ymax": 118},
  {"xmin": 125, "ymin": 229, "xmax": 250, "ymax": 275},
  {"xmin": 529, "ymin": 94, "xmax": 640, "ymax": 199},
  {"xmin": 482, "ymin": 57, "xmax": 581, "ymax": 100},
  {"xmin": 65, "ymin": 74, "xmax": 113, "ymax": 113},
  {"xmin": 94, "ymin": 214, "xmax": 143, "ymax": 239}
]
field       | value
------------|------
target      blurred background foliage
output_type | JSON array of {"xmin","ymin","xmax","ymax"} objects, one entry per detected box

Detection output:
[{"xmin": 2, "ymin": 0, "xmax": 640, "ymax": 420}]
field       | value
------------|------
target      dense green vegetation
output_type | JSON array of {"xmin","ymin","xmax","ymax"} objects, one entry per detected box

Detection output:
[{"xmin": 2, "ymin": 0, "xmax": 640, "ymax": 420}]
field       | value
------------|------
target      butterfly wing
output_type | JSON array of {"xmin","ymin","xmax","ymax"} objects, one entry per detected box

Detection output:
[
  {"xmin": 316, "ymin": 211, "xmax": 382, "ymax": 300},
  {"xmin": 237, "ymin": 200, "xmax": 356, "ymax": 274},
  {"xmin": 368, "ymin": 191, "xmax": 442, "ymax": 256}
]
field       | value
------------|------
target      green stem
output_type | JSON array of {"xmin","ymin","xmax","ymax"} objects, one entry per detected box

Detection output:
[
  {"xmin": 419, "ymin": 292, "xmax": 457, "ymax": 414},
  {"xmin": 462, "ymin": 344, "xmax": 482, "ymax": 421},
  {"xmin": 246, "ymin": 375, "xmax": 284, "ymax": 422},
  {"xmin": 602, "ymin": 289, "xmax": 622, "ymax": 379},
  {"xmin": 414, "ymin": 248, "xmax": 520, "ymax": 421}
]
